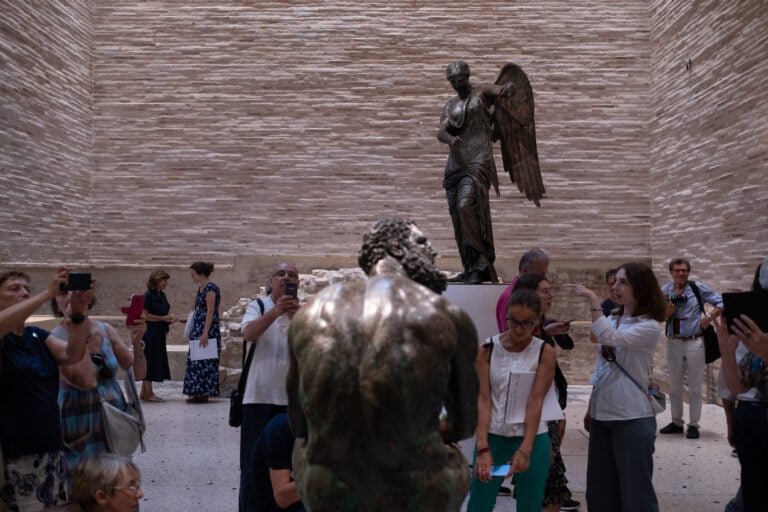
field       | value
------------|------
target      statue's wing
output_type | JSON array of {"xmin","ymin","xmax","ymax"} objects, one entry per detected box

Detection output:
[{"xmin": 493, "ymin": 63, "xmax": 545, "ymax": 206}]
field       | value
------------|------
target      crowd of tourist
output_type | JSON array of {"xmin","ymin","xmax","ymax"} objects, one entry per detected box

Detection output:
[{"xmin": 1, "ymin": 249, "xmax": 765, "ymax": 512}]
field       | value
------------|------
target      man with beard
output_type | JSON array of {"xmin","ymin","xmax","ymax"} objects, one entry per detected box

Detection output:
[{"xmin": 287, "ymin": 216, "xmax": 479, "ymax": 512}]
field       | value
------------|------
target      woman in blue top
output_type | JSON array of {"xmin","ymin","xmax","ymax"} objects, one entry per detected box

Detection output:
[
  {"xmin": 183, "ymin": 261, "xmax": 221, "ymax": 402},
  {"xmin": 0, "ymin": 268, "xmax": 91, "ymax": 511},
  {"xmin": 50, "ymin": 288, "xmax": 146, "ymax": 468}
]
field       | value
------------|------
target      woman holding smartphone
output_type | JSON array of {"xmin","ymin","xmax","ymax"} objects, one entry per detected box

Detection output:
[
  {"xmin": 567, "ymin": 262, "xmax": 666, "ymax": 512},
  {"xmin": 51, "ymin": 287, "xmax": 146, "ymax": 467},
  {"xmin": 0, "ymin": 268, "xmax": 91, "ymax": 510},
  {"xmin": 183, "ymin": 261, "xmax": 221, "ymax": 403},
  {"xmin": 468, "ymin": 288, "xmax": 556, "ymax": 512},
  {"xmin": 513, "ymin": 274, "xmax": 578, "ymax": 511}
]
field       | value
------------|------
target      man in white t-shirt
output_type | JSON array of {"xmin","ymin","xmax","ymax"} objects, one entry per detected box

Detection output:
[{"xmin": 238, "ymin": 262, "xmax": 301, "ymax": 512}]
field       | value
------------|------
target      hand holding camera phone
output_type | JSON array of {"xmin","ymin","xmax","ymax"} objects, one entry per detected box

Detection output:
[
  {"xmin": 284, "ymin": 282, "xmax": 298, "ymax": 298},
  {"xmin": 61, "ymin": 272, "xmax": 92, "ymax": 291}
]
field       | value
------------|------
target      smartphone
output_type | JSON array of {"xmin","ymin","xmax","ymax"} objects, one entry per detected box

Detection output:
[
  {"xmin": 284, "ymin": 282, "xmax": 298, "ymax": 298},
  {"xmin": 491, "ymin": 464, "xmax": 511, "ymax": 477},
  {"xmin": 723, "ymin": 291, "xmax": 768, "ymax": 333},
  {"xmin": 63, "ymin": 272, "xmax": 91, "ymax": 291},
  {"xmin": 120, "ymin": 294, "xmax": 145, "ymax": 327}
]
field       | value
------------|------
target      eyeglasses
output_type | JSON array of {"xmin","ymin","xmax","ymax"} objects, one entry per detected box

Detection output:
[
  {"xmin": 671, "ymin": 268, "xmax": 689, "ymax": 274},
  {"xmin": 538, "ymin": 288, "xmax": 553, "ymax": 296},
  {"xmin": 90, "ymin": 352, "xmax": 113, "ymax": 380},
  {"xmin": 505, "ymin": 317, "xmax": 538, "ymax": 330},
  {"xmin": 601, "ymin": 345, "xmax": 617, "ymax": 362},
  {"xmin": 113, "ymin": 483, "xmax": 142, "ymax": 495}
]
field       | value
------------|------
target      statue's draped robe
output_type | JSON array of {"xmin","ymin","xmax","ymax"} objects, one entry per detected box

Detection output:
[{"xmin": 441, "ymin": 88, "xmax": 498, "ymax": 282}]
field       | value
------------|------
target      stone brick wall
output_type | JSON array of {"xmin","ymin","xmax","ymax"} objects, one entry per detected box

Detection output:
[
  {"xmin": 2, "ymin": 0, "xmax": 766, "ymax": 295},
  {"xmin": 0, "ymin": 1, "xmax": 93, "ymax": 264},
  {"xmin": 85, "ymin": 0, "xmax": 654, "ymax": 271},
  {"xmin": 648, "ymin": 0, "xmax": 768, "ymax": 293}
]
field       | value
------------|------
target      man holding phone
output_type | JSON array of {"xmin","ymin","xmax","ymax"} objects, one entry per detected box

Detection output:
[{"xmin": 238, "ymin": 262, "xmax": 301, "ymax": 512}]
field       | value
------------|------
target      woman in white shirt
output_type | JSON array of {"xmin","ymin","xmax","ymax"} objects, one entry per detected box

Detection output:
[
  {"xmin": 468, "ymin": 288, "xmax": 556, "ymax": 512},
  {"xmin": 568, "ymin": 262, "xmax": 666, "ymax": 512}
]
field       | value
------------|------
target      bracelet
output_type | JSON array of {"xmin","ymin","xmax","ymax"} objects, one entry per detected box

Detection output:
[
  {"xmin": 477, "ymin": 447, "xmax": 490, "ymax": 455},
  {"xmin": 590, "ymin": 308, "xmax": 602, "ymax": 313},
  {"xmin": 516, "ymin": 447, "xmax": 531, "ymax": 458}
]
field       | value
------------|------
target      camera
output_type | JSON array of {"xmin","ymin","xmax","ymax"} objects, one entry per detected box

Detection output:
[
  {"xmin": 61, "ymin": 272, "xmax": 92, "ymax": 291},
  {"xmin": 666, "ymin": 293, "xmax": 686, "ymax": 305},
  {"xmin": 284, "ymin": 282, "xmax": 298, "ymax": 298}
]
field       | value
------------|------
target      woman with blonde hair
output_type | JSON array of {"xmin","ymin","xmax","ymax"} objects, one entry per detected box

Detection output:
[{"xmin": 72, "ymin": 453, "xmax": 144, "ymax": 512}]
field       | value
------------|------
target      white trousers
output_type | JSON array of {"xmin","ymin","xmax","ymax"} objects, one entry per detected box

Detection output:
[{"xmin": 666, "ymin": 336, "xmax": 705, "ymax": 427}]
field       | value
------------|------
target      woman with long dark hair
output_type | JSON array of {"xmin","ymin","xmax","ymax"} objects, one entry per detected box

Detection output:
[
  {"xmin": 183, "ymin": 261, "xmax": 221, "ymax": 402},
  {"xmin": 567, "ymin": 262, "xmax": 666, "ymax": 512}
]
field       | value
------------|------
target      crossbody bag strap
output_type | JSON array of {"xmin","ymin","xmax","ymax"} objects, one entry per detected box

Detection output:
[
  {"xmin": 612, "ymin": 359, "xmax": 646, "ymax": 394},
  {"xmin": 242, "ymin": 298, "xmax": 265, "ymax": 365},
  {"xmin": 237, "ymin": 298, "xmax": 264, "ymax": 393},
  {"xmin": 236, "ymin": 342, "xmax": 257, "ymax": 396},
  {"xmin": 688, "ymin": 281, "xmax": 705, "ymax": 315}
]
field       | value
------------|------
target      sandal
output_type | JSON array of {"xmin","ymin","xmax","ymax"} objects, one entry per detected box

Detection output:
[{"xmin": 144, "ymin": 395, "xmax": 164, "ymax": 402}]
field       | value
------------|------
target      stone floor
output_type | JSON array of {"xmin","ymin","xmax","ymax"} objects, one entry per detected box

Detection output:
[{"xmin": 134, "ymin": 383, "xmax": 740, "ymax": 512}]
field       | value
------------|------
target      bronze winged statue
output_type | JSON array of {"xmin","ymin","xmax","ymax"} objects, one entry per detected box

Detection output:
[{"xmin": 437, "ymin": 61, "xmax": 544, "ymax": 284}]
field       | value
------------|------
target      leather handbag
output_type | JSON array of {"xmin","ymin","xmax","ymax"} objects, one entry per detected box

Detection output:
[
  {"xmin": 689, "ymin": 281, "xmax": 721, "ymax": 364},
  {"xmin": 101, "ymin": 367, "xmax": 146, "ymax": 456}
]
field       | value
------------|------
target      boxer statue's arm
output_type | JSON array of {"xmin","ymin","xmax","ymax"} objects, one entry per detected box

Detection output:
[
  {"xmin": 440, "ymin": 310, "xmax": 479, "ymax": 443},
  {"xmin": 287, "ymin": 320, "xmax": 309, "ymax": 439}
]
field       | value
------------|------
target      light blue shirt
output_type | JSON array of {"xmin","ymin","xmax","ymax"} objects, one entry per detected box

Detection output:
[
  {"xmin": 589, "ymin": 314, "xmax": 662, "ymax": 420},
  {"xmin": 661, "ymin": 280, "xmax": 723, "ymax": 337}
]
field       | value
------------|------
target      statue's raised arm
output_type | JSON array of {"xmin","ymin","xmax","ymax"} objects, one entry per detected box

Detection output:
[{"xmin": 493, "ymin": 63, "xmax": 545, "ymax": 206}]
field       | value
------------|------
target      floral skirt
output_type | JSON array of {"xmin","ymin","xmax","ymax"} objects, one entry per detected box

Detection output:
[
  {"xmin": 1, "ymin": 451, "xmax": 69, "ymax": 511},
  {"xmin": 183, "ymin": 346, "xmax": 220, "ymax": 397}
]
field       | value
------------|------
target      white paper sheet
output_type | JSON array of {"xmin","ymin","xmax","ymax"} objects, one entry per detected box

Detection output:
[
  {"xmin": 188, "ymin": 338, "xmax": 219, "ymax": 361},
  {"xmin": 503, "ymin": 371, "xmax": 565, "ymax": 424}
]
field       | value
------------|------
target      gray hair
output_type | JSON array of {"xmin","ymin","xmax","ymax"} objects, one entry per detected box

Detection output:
[
  {"xmin": 72, "ymin": 454, "xmax": 141, "ymax": 509},
  {"xmin": 518, "ymin": 248, "xmax": 549, "ymax": 273}
]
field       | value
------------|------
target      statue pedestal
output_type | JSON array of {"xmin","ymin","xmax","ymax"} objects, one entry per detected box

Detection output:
[{"xmin": 444, "ymin": 283, "xmax": 508, "ymax": 342}]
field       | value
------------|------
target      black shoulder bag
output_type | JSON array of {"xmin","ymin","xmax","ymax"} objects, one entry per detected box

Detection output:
[
  {"xmin": 688, "ymin": 281, "xmax": 721, "ymax": 364},
  {"xmin": 229, "ymin": 298, "xmax": 263, "ymax": 428}
]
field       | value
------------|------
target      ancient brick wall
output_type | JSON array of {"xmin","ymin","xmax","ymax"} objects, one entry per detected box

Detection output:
[
  {"xmin": 0, "ymin": 0, "xmax": 93, "ymax": 264},
  {"xmin": 85, "ymin": 0, "xmax": 655, "ymax": 272},
  {"xmin": 648, "ymin": 0, "xmax": 768, "ymax": 293},
  {"xmin": 2, "ymin": 0, "xmax": 766, "ymax": 296}
]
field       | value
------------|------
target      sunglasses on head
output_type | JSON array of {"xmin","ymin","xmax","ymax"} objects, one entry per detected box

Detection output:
[
  {"xmin": 601, "ymin": 345, "xmax": 617, "ymax": 362},
  {"xmin": 90, "ymin": 352, "xmax": 113, "ymax": 380}
]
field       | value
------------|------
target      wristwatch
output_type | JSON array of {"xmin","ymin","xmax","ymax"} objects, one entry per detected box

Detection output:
[{"xmin": 69, "ymin": 313, "xmax": 87, "ymax": 325}]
